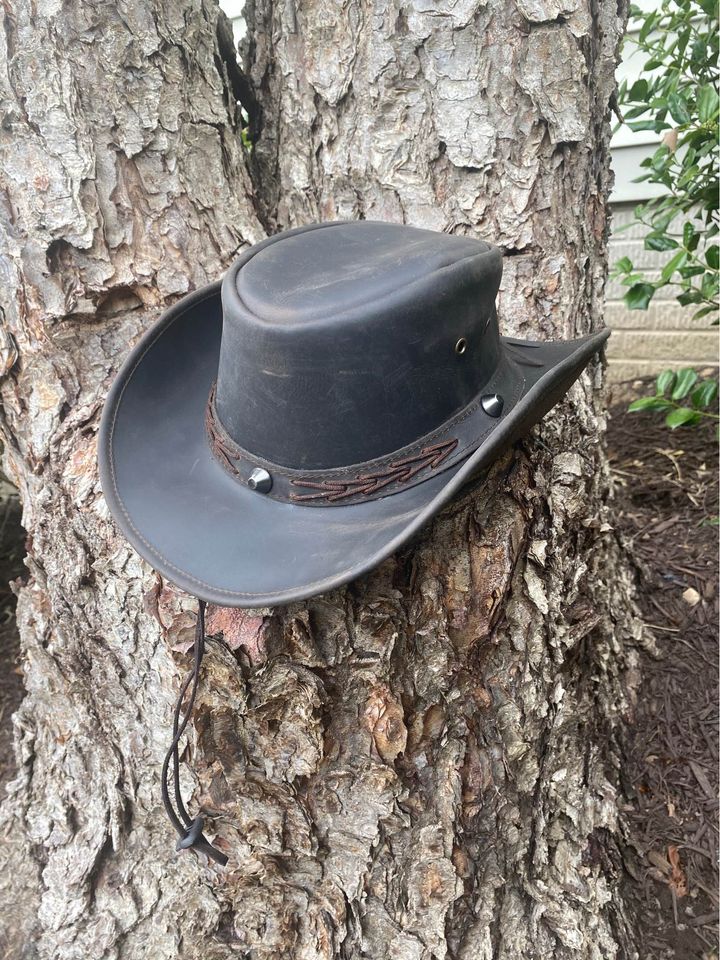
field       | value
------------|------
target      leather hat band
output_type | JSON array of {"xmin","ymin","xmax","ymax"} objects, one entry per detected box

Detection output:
[
  {"xmin": 205, "ymin": 383, "xmax": 460, "ymax": 505},
  {"xmin": 204, "ymin": 351, "xmax": 524, "ymax": 507}
]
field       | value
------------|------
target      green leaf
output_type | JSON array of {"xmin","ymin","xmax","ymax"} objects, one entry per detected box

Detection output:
[
  {"xmin": 682, "ymin": 147, "xmax": 697, "ymax": 168},
  {"xmin": 628, "ymin": 396, "xmax": 674, "ymax": 412},
  {"xmin": 660, "ymin": 249, "xmax": 688, "ymax": 282},
  {"xmin": 638, "ymin": 12, "xmax": 657, "ymax": 42},
  {"xmin": 701, "ymin": 272, "xmax": 719, "ymax": 299},
  {"xmin": 665, "ymin": 407, "xmax": 703, "ymax": 429},
  {"xmin": 628, "ymin": 120, "xmax": 661, "ymax": 132},
  {"xmin": 685, "ymin": 227, "xmax": 700, "ymax": 252},
  {"xmin": 691, "ymin": 380, "xmax": 718, "ymax": 409},
  {"xmin": 679, "ymin": 265, "xmax": 706, "ymax": 278},
  {"xmin": 625, "ymin": 282, "xmax": 656, "ymax": 310},
  {"xmin": 645, "ymin": 233, "xmax": 679, "ymax": 251},
  {"xmin": 624, "ymin": 105, "xmax": 650, "ymax": 119},
  {"xmin": 614, "ymin": 255, "xmax": 634, "ymax": 273},
  {"xmin": 690, "ymin": 37, "xmax": 707, "ymax": 64},
  {"xmin": 656, "ymin": 369, "xmax": 676, "ymax": 395},
  {"xmin": 698, "ymin": 85, "xmax": 720, "ymax": 124},
  {"xmin": 671, "ymin": 368, "xmax": 699, "ymax": 400},
  {"xmin": 686, "ymin": 128, "xmax": 714, "ymax": 150},
  {"xmin": 706, "ymin": 245, "xmax": 719, "ymax": 270},
  {"xmin": 677, "ymin": 165, "xmax": 700, "ymax": 189},
  {"xmin": 677, "ymin": 289, "xmax": 702, "ymax": 305},
  {"xmin": 667, "ymin": 93, "xmax": 692, "ymax": 125},
  {"xmin": 628, "ymin": 78, "xmax": 649, "ymax": 100},
  {"xmin": 696, "ymin": 139, "xmax": 717, "ymax": 158},
  {"xmin": 692, "ymin": 304, "xmax": 719, "ymax": 322},
  {"xmin": 652, "ymin": 208, "xmax": 676, "ymax": 233}
]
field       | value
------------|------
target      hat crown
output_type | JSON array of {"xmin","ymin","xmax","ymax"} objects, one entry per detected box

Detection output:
[{"xmin": 215, "ymin": 221, "xmax": 503, "ymax": 470}]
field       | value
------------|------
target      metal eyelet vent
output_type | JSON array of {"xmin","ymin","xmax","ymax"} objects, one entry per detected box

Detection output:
[{"xmin": 455, "ymin": 337, "xmax": 467, "ymax": 355}]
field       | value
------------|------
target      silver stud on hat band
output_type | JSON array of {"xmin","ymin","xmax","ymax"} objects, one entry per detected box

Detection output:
[
  {"xmin": 480, "ymin": 394, "xmax": 504, "ymax": 418},
  {"xmin": 248, "ymin": 467, "xmax": 272, "ymax": 493}
]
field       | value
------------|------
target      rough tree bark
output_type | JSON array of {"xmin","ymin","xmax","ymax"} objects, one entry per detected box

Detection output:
[{"xmin": 0, "ymin": 0, "xmax": 645, "ymax": 958}]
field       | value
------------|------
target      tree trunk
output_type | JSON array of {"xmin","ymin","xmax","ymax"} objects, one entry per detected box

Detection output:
[{"xmin": 0, "ymin": 1, "xmax": 644, "ymax": 958}]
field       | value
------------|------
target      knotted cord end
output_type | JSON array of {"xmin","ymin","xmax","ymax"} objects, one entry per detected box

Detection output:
[
  {"xmin": 161, "ymin": 600, "xmax": 229, "ymax": 868},
  {"xmin": 176, "ymin": 815, "xmax": 229, "ymax": 866}
]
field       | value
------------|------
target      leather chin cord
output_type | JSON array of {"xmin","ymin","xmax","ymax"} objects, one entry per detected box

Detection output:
[{"xmin": 160, "ymin": 600, "xmax": 228, "ymax": 866}]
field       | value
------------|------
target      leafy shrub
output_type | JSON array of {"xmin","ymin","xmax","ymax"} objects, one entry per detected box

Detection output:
[
  {"xmin": 612, "ymin": 0, "xmax": 719, "ymax": 320},
  {"xmin": 628, "ymin": 368, "xmax": 719, "ymax": 429}
]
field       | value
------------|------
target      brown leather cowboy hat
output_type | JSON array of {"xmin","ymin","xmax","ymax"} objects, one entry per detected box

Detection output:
[{"xmin": 99, "ymin": 220, "xmax": 609, "ymax": 609}]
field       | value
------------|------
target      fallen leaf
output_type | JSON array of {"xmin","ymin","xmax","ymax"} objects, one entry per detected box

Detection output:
[{"xmin": 667, "ymin": 844, "xmax": 688, "ymax": 898}]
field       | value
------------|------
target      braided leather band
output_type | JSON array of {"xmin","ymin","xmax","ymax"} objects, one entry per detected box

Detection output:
[
  {"xmin": 205, "ymin": 385, "xmax": 242, "ymax": 478},
  {"xmin": 287, "ymin": 439, "xmax": 458, "ymax": 502}
]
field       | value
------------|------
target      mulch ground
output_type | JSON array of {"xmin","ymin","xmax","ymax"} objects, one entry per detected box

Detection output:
[
  {"xmin": 0, "ymin": 389, "xmax": 716, "ymax": 957},
  {"xmin": 608, "ymin": 386, "xmax": 719, "ymax": 960}
]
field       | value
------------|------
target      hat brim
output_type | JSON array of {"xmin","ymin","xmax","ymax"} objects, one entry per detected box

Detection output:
[{"xmin": 98, "ymin": 283, "xmax": 608, "ymax": 608}]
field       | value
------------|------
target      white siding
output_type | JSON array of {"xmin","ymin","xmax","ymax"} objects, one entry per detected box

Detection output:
[
  {"xmin": 609, "ymin": 4, "xmax": 666, "ymax": 201},
  {"xmin": 222, "ymin": 1, "xmax": 245, "ymax": 42}
]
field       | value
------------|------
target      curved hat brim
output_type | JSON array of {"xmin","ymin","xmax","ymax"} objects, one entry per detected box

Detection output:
[{"xmin": 98, "ymin": 283, "xmax": 608, "ymax": 608}]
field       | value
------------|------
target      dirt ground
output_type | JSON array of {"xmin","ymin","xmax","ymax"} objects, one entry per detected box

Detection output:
[{"xmin": 0, "ymin": 388, "xmax": 716, "ymax": 957}]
